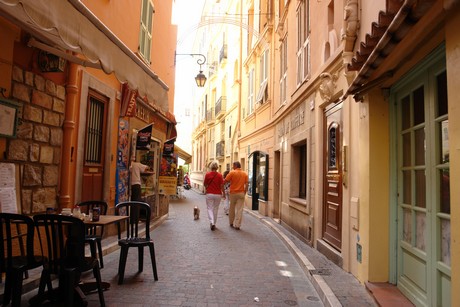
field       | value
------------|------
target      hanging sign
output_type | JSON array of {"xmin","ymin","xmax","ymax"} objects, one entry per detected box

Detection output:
[
  {"xmin": 136, "ymin": 124, "xmax": 153, "ymax": 150},
  {"xmin": 120, "ymin": 83, "xmax": 137, "ymax": 117},
  {"xmin": 163, "ymin": 139, "xmax": 175, "ymax": 155}
]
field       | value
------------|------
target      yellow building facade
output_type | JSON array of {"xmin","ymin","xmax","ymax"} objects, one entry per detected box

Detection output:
[
  {"xmin": 190, "ymin": 0, "xmax": 243, "ymax": 189},
  {"xmin": 191, "ymin": 0, "xmax": 459, "ymax": 305}
]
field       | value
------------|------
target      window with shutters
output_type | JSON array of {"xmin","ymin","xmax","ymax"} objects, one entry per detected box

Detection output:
[
  {"xmin": 296, "ymin": 0, "xmax": 310, "ymax": 86},
  {"xmin": 280, "ymin": 36, "xmax": 288, "ymax": 105},
  {"xmin": 247, "ymin": 68, "xmax": 255, "ymax": 115},
  {"xmin": 256, "ymin": 49, "xmax": 269, "ymax": 104},
  {"xmin": 139, "ymin": 0, "xmax": 154, "ymax": 63}
]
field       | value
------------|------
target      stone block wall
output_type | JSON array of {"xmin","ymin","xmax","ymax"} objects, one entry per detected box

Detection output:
[{"xmin": 8, "ymin": 66, "xmax": 65, "ymax": 214}]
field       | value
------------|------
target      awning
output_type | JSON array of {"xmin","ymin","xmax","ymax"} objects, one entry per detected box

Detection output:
[
  {"xmin": 344, "ymin": 0, "xmax": 438, "ymax": 101},
  {"xmin": 0, "ymin": 0, "xmax": 169, "ymax": 111},
  {"xmin": 175, "ymin": 145, "xmax": 192, "ymax": 164}
]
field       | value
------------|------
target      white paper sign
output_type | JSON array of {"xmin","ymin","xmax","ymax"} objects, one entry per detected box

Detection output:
[
  {"xmin": 0, "ymin": 104, "xmax": 17, "ymax": 136},
  {"xmin": 0, "ymin": 163, "xmax": 16, "ymax": 188},
  {"xmin": 0, "ymin": 163, "xmax": 18, "ymax": 213},
  {"xmin": 0, "ymin": 187, "xmax": 18, "ymax": 213}
]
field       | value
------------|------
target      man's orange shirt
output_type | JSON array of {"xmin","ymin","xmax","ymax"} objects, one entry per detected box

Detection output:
[{"xmin": 225, "ymin": 168, "xmax": 248, "ymax": 194}]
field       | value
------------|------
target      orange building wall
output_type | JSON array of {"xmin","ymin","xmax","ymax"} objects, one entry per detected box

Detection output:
[
  {"xmin": 150, "ymin": 0, "xmax": 177, "ymax": 113},
  {"xmin": 81, "ymin": 0, "xmax": 141, "ymax": 52},
  {"xmin": 82, "ymin": 0, "xmax": 177, "ymax": 113}
]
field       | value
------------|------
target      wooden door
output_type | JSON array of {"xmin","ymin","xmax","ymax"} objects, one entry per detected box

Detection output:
[
  {"xmin": 322, "ymin": 102, "xmax": 343, "ymax": 250},
  {"xmin": 81, "ymin": 91, "xmax": 108, "ymax": 202}
]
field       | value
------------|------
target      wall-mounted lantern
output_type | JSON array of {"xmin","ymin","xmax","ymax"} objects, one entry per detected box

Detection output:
[{"xmin": 175, "ymin": 52, "xmax": 207, "ymax": 87}]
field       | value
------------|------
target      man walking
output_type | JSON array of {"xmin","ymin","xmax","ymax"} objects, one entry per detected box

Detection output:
[{"xmin": 224, "ymin": 161, "xmax": 248, "ymax": 230}]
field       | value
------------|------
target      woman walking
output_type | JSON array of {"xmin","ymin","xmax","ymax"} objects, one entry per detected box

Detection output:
[{"xmin": 204, "ymin": 161, "xmax": 224, "ymax": 230}]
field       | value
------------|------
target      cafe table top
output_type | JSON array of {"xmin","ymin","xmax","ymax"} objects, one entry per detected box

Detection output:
[{"xmin": 83, "ymin": 215, "xmax": 129, "ymax": 226}]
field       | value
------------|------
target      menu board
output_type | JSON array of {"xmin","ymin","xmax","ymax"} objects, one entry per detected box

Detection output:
[{"xmin": 0, "ymin": 163, "xmax": 19, "ymax": 213}]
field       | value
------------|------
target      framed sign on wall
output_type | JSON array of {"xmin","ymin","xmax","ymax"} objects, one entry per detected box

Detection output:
[{"xmin": 0, "ymin": 98, "xmax": 21, "ymax": 138}]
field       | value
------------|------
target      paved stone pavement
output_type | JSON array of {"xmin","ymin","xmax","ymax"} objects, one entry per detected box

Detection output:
[
  {"xmin": 81, "ymin": 190, "xmax": 324, "ymax": 306},
  {"xmin": 19, "ymin": 189, "xmax": 377, "ymax": 306}
]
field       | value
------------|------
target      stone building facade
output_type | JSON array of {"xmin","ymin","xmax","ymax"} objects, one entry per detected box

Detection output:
[{"xmin": 8, "ymin": 66, "xmax": 65, "ymax": 214}]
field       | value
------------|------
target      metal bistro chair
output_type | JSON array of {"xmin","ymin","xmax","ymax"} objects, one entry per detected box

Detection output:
[
  {"xmin": 115, "ymin": 201, "xmax": 158, "ymax": 285},
  {"xmin": 78, "ymin": 200, "xmax": 108, "ymax": 268},
  {"xmin": 33, "ymin": 214, "xmax": 105, "ymax": 307},
  {"xmin": 0, "ymin": 213, "xmax": 48, "ymax": 307}
]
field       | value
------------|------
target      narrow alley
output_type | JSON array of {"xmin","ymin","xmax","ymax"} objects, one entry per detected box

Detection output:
[{"xmin": 72, "ymin": 189, "xmax": 376, "ymax": 307}]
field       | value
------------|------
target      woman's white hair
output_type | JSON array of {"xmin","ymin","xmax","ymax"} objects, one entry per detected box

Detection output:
[{"xmin": 210, "ymin": 161, "xmax": 219, "ymax": 170}]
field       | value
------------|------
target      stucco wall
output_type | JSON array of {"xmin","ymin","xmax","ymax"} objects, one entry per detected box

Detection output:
[{"xmin": 445, "ymin": 8, "xmax": 460, "ymax": 305}]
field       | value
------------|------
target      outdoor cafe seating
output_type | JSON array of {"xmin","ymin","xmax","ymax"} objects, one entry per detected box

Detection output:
[
  {"xmin": 78, "ymin": 200, "xmax": 109, "ymax": 268},
  {"xmin": 115, "ymin": 201, "xmax": 158, "ymax": 285},
  {"xmin": 0, "ymin": 213, "xmax": 48, "ymax": 307},
  {"xmin": 31, "ymin": 214, "xmax": 105, "ymax": 306}
]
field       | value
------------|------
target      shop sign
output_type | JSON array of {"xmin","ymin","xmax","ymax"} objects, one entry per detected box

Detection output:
[
  {"xmin": 159, "ymin": 152, "xmax": 178, "ymax": 195},
  {"xmin": 121, "ymin": 83, "xmax": 137, "ymax": 117},
  {"xmin": 163, "ymin": 140, "xmax": 174, "ymax": 155},
  {"xmin": 291, "ymin": 109, "xmax": 305, "ymax": 130},
  {"xmin": 158, "ymin": 176, "xmax": 177, "ymax": 195},
  {"xmin": 136, "ymin": 124, "xmax": 153, "ymax": 150}
]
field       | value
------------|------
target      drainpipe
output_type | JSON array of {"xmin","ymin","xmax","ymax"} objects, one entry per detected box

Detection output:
[
  {"xmin": 233, "ymin": 0, "xmax": 243, "ymax": 163},
  {"xmin": 59, "ymin": 62, "xmax": 80, "ymax": 208}
]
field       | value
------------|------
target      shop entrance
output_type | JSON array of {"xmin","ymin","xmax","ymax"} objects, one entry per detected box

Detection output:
[
  {"xmin": 273, "ymin": 150, "xmax": 281, "ymax": 219},
  {"xmin": 81, "ymin": 91, "xmax": 108, "ymax": 202},
  {"xmin": 392, "ymin": 48, "xmax": 450, "ymax": 306},
  {"xmin": 132, "ymin": 125, "xmax": 160, "ymax": 218},
  {"xmin": 248, "ymin": 151, "xmax": 268, "ymax": 211}
]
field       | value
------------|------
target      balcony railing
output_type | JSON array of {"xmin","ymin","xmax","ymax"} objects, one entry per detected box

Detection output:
[
  {"xmin": 219, "ymin": 44, "xmax": 227, "ymax": 63},
  {"xmin": 215, "ymin": 96, "xmax": 226, "ymax": 119}
]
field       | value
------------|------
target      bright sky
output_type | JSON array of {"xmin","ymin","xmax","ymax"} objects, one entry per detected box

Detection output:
[
  {"xmin": 172, "ymin": 0, "xmax": 206, "ymax": 159},
  {"xmin": 173, "ymin": 0, "xmax": 205, "ymax": 48}
]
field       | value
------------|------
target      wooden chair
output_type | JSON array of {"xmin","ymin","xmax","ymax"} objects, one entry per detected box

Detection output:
[
  {"xmin": 78, "ymin": 200, "xmax": 108, "ymax": 268},
  {"xmin": 33, "ymin": 214, "xmax": 105, "ymax": 306},
  {"xmin": 115, "ymin": 201, "xmax": 158, "ymax": 285},
  {"xmin": 0, "ymin": 213, "xmax": 48, "ymax": 307}
]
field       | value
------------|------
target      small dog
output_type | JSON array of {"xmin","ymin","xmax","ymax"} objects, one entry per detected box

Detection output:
[{"xmin": 193, "ymin": 206, "xmax": 200, "ymax": 220}]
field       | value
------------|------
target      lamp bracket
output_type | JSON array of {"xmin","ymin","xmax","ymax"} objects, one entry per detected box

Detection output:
[
  {"xmin": 175, "ymin": 52, "xmax": 208, "ymax": 87},
  {"xmin": 174, "ymin": 52, "xmax": 207, "ymax": 67}
]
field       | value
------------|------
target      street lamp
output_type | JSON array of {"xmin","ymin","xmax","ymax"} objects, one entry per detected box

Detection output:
[
  {"xmin": 195, "ymin": 70, "xmax": 207, "ymax": 87},
  {"xmin": 175, "ymin": 52, "xmax": 207, "ymax": 87}
]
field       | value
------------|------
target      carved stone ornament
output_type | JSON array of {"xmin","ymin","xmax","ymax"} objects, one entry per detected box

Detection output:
[
  {"xmin": 319, "ymin": 73, "xmax": 338, "ymax": 102},
  {"xmin": 343, "ymin": 0, "xmax": 359, "ymax": 39}
]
